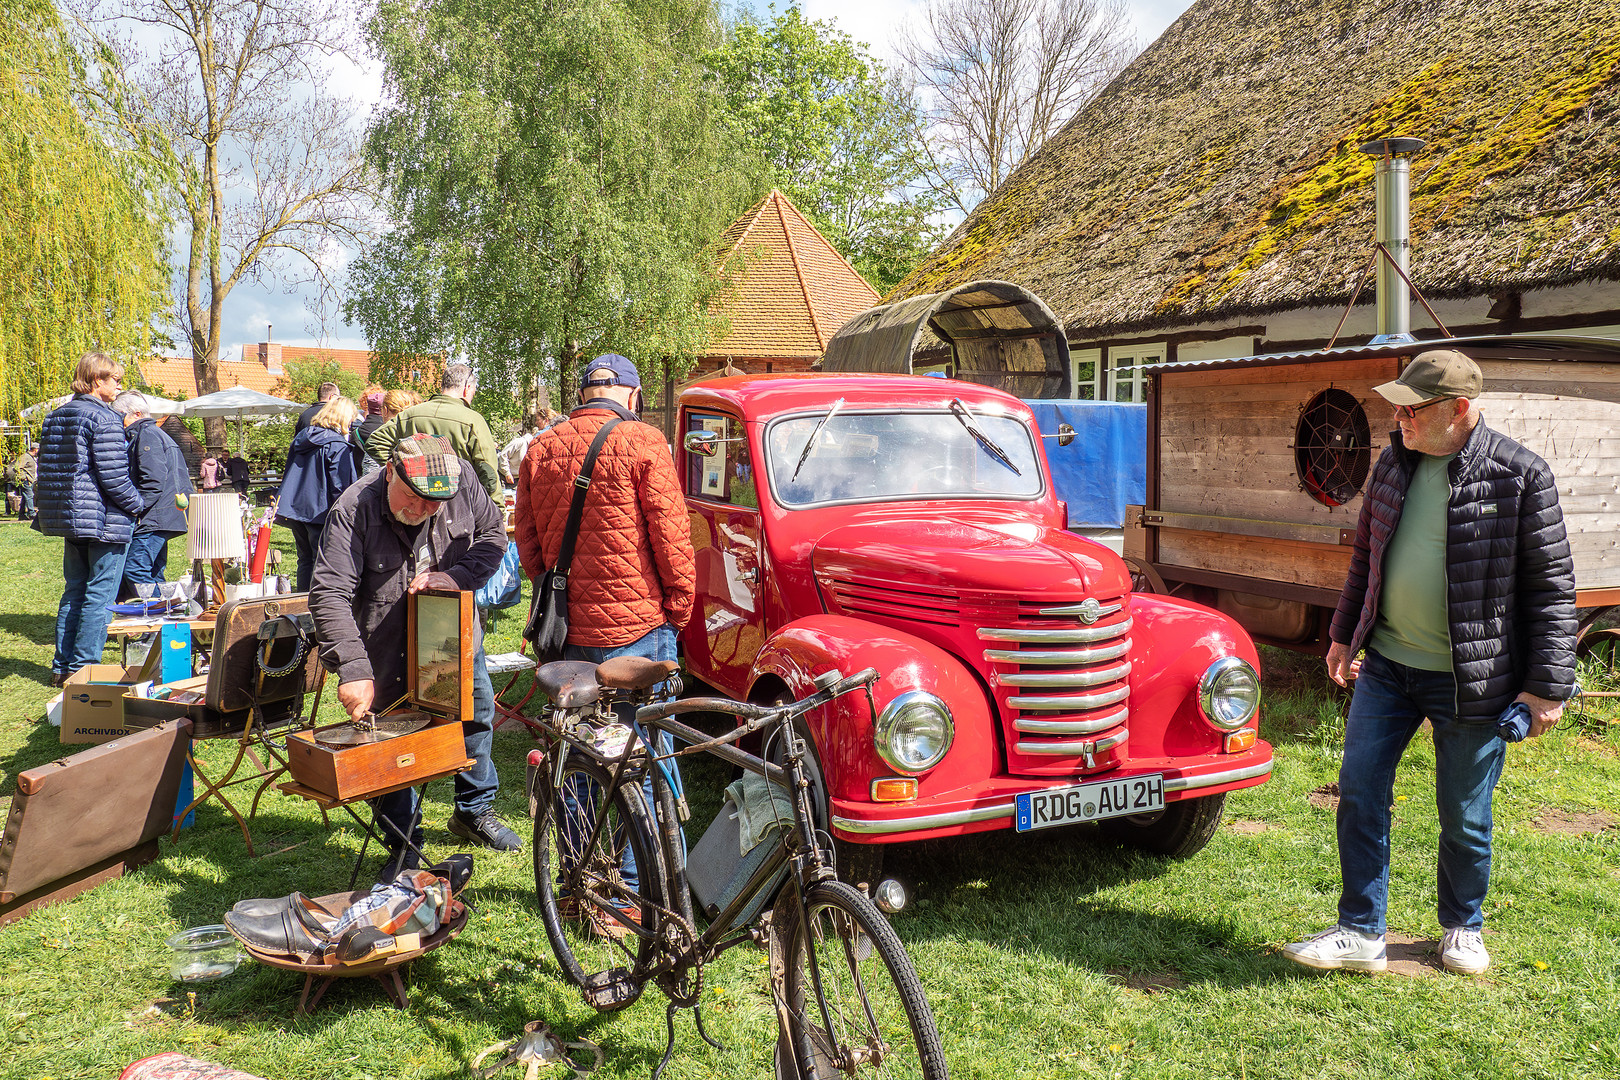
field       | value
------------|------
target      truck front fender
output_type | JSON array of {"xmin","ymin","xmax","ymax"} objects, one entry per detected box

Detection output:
[{"xmin": 749, "ymin": 615, "xmax": 997, "ymax": 807}]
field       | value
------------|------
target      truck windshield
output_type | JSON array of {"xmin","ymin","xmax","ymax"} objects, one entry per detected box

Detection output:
[{"xmin": 766, "ymin": 408, "xmax": 1044, "ymax": 507}]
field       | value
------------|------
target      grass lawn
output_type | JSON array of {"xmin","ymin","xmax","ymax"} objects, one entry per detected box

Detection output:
[{"xmin": 1, "ymin": 521, "xmax": 1618, "ymax": 1079}]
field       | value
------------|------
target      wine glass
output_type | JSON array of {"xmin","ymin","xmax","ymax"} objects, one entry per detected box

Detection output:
[
  {"xmin": 135, "ymin": 581, "xmax": 157, "ymax": 613},
  {"xmin": 157, "ymin": 582, "xmax": 179, "ymax": 618}
]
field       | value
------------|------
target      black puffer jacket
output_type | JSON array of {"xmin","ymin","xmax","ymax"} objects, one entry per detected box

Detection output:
[{"xmin": 1330, "ymin": 420, "xmax": 1576, "ymax": 723}]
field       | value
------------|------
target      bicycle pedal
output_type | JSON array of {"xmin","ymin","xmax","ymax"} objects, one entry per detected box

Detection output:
[{"xmin": 581, "ymin": 967, "xmax": 642, "ymax": 1011}]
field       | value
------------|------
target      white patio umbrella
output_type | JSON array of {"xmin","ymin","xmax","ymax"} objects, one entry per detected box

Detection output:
[{"xmin": 181, "ymin": 387, "xmax": 303, "ymax": 453}]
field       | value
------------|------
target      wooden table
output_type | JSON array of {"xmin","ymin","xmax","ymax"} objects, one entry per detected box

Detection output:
[{"xmin": 105, "ymin": 616, "xmax": 216, "ymax": 667}]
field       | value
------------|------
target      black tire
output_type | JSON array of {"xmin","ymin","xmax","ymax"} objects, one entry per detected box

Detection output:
[
  {"xmin": 778, "ymin": 879, "xmax": 947, "ymax": 1080},
  {"xmin": 1098, "ymin": 791, "xmax": 1226, "ymax": 859},
  {"xmin": 533, "ymin": 755, "xmax": 663, "ymax": 1001}
]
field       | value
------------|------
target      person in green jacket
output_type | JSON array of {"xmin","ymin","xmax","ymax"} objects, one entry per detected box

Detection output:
[{"xmin": 365, "ymin": 363, "xmax": 501, "ymax": 497}]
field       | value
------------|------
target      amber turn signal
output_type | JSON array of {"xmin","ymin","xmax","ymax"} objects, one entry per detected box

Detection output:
[
  {"xmin": 1224, "ymin": 728, "xmax": 1257, "ymax": 754},
  {"xmin": 870, "ymin": 777, "xmax": 918, "ymax": 802}
]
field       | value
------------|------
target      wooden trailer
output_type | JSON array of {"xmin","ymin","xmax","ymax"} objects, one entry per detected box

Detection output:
[{"xmin": 1127, "ymin": 334, "xmax": 1620, "ymax": 652}]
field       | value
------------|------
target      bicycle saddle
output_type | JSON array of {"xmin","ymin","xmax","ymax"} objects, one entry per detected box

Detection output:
[
  {"xmin": 536, "ymin": 661, "xmax": 601, "ymax": 708},
  {"xmin": 596, "ymin": 657, "xmax": 678, "ymax": 691}
]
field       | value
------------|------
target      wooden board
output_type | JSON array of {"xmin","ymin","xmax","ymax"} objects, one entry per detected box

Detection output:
[{"xmin": 1155, "ymin": 527, "xmax": 1354, "ymax": 591}]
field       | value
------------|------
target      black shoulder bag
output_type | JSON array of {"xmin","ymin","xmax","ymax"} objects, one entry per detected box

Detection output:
[{"xmin": 523, "ymin": 417, "xmax": 622, "ymax": 662}]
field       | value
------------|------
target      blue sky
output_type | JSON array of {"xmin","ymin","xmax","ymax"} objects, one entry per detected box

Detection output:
[{"xmin": 209, "ymin": 0, "xmax": 1194, "ymax": 362}]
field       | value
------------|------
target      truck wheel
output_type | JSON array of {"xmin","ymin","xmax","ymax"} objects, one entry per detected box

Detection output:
[{"xmin": 1098, "ymin": 792, "xmax": 1226, "ymax": 859}]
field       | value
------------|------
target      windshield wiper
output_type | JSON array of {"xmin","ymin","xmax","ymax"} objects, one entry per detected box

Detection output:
[
  {"xmin": 949, "ymin": 399, "xmax": 1021, "ymax": 475},
  {"xmin": 791, "ymin": 397, "xmax": 845, "ymax": 481}
]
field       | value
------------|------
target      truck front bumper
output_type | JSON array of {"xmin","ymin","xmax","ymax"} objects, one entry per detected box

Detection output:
[{"xmin": 829, "ymin": 743, "xmax": 1273, "ymax": 841}]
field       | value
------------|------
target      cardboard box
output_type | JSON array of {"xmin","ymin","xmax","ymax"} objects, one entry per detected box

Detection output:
[{"xmin": 60, "ymin": 664, "xmax": 149, "ymax": 744}]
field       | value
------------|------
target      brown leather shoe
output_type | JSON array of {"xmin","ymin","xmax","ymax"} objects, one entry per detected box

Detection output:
[{"xmin": 50, "ymin": 672, "xmax": 68, "ymax": 688}]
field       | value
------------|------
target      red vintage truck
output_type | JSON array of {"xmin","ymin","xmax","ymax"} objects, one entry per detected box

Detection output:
[{"xmin": 677, "ymin": 373, "xmax": 1271, "ymax": 882}]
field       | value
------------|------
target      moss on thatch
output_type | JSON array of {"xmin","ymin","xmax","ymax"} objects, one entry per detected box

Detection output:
[{"xmin": 892, "ymin": 0, "xmax": 1620, "ymax": 338}]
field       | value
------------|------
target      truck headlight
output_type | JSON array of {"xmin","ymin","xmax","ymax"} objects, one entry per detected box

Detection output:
[
  {"xmin": 1199, "ymin": 656, "xmax": 1260, "ymax": 731},
  {"xmin": 875, "ymin": 691, "xmax": 953, "ymax": 773}
]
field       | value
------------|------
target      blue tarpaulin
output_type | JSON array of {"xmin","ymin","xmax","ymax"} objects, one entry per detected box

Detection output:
[{"xmin": 1025, "ymin": 401, "xmax": 1146, "ymax": 528}]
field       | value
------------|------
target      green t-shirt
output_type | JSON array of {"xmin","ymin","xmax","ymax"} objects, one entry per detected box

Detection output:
[{"xmin": 1369, "ymin": 452, "xmax": 1456, "ymax": 672}]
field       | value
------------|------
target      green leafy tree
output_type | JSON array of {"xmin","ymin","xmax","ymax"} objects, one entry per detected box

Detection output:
[
  {"xmin": 0, "ymin": 0, "xmax": 167, "ymax": 422},
  {"xmin": 707, "ymin": 6, "xmax": 944, "ymax": 292},
  {"xmin": 348, "ymin": 0, "xmax": 758, "ymax": 402},
  {"xmin": 274, "ymin": 356, "xmax": 365, "ymax": 404}
]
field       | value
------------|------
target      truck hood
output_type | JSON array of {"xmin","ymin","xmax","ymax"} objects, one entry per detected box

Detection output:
[{"xmin": 812, "ymin": 515, "xmax": 1131, "ymax": 598}]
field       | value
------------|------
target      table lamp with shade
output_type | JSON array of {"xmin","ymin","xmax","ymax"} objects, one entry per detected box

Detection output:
[{"xmin": 187, "ymin": 492, "xmax": 247, "ymax": 611}]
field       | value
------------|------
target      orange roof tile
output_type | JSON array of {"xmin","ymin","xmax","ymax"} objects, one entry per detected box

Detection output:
[
  {"xmin": 139, "ymin": 343, "xmax": 440, "ymax": 401},
  {"xmin": 707, "ymin": 191, "xmax": 880, "ymax": 361}
]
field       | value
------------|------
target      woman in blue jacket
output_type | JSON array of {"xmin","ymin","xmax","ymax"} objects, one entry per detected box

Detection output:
[
  {"xmin": 35, "ymin": 353, "xmax": 145, "ymax": 686},
  {"xmin": 276, "ymin": 396, "xmax": 361, "ymax": 591}
]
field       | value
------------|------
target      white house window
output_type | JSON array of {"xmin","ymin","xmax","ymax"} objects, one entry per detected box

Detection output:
[
  {"xmin": 1104, "ymin": 344, "xmax": 1163, "ymax": 403},
  {"xmin": 1069, "ymin": 347, "xmax": 1100, "ymax": 399}
]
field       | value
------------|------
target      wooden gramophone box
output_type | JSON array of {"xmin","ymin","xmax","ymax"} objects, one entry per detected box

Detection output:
[{"xmin": 285, "ymin": 589, "xmax": 476, "ymax": 803}]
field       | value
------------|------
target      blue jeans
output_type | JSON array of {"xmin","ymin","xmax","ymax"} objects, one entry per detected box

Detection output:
[
  {"xmin": 54, "ymin": 539, "xmax": 128, "ymax": 676},
  {"xmin": 121, "ymin": 533, "xmax": 171, "ymax": 597},
  {"xmin": 1337, "ymin": 649, "xmax": 1507, "ymax": 934},
  {"xmin": 372, "ymin": 647, "xmax": 498, "ymax": 852},
  {"xmin": 16, "ymin": 482, "xmax": 32, "ymax": 518},
  {"xmin": 560, "ymin": 624, "xmax": 683, "ymax": 893}
]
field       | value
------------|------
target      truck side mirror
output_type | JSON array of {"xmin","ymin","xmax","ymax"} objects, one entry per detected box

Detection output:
[
  {"xmin": 684, "ymin": 430, "xmax": 721, "ymax": 458},
  {"xmin": 1057, "ymin": 423, "xmax": 1075, "ymax": 447}
]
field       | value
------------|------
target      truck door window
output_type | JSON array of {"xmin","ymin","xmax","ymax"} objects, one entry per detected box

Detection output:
[{"xmin": 686, "ymin": 413, "xmax": 757, "ymax": 508}]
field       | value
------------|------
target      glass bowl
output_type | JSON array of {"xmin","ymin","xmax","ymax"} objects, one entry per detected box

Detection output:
[{"xmin": 166, "ymin": 925, "xmax": 242, "ymax": 983}]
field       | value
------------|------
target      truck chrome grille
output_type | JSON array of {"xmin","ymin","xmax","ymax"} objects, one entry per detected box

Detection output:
[
  {"xmin": 825, "ymin": 578, "xmax": 960, "ymax": 626},
  {"xmin": 980, "ymin": 596, "xmax": 1132, "ymax": 766}
]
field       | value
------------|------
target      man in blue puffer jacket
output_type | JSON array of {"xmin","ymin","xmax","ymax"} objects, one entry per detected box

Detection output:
[{"xmin": 34, "ymin": 353, "xmax": 145, "ymax": 686}]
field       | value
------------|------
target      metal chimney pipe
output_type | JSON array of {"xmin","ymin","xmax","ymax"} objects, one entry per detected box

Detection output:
[{"xmin": 1359, "ymin": 137, "xmax": 1426, "ymax": 345}]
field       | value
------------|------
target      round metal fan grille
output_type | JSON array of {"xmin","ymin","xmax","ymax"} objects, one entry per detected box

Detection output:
[{"xmin": 1295, "ymin": 389, "xmax": 1371, "ymax": 507}]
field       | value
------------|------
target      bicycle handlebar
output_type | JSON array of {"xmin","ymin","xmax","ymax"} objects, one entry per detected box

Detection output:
[{"xmin": 634, "ymin": 667, "xmax": 878, "ymax": 754}]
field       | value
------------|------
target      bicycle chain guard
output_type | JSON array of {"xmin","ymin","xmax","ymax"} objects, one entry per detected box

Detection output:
[{"xmin": 471, "ymin": 1021, "xmax": 603, "ymax": 1080}]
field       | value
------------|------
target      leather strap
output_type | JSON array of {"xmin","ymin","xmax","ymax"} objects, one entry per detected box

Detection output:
[{"xmin": 552, "ymin": 418, "xmax": 622, "ymax": 577}]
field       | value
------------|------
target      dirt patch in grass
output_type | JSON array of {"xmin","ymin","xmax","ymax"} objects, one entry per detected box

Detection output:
[
  {"xmin": 1531, "ymin": 809, "xmax": 1615, "ymax": 836},
  {"xmin": 1307, "ymin": 783, "xmax": 1340, "ymax": 811},
  {"xmin": 1228, "ymin": 819, "xmax": 1272, "ymax": 834},
  {"xmin": 1109, "ymin": 967, "xmax": 1185, "ymax": 993},
  {"xmin": 1384, "ymin": 932, "xmax": 1442, "ymax": 978}
]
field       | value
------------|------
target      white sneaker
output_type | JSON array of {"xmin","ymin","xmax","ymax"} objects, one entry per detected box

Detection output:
[
  {"xmin": 1440, "ymin": 927, "xmax": 1490, "ymax": 974},
  {"xmin": 1282, "ymin": 925, "xmax": 1387, "ymax": 972}
]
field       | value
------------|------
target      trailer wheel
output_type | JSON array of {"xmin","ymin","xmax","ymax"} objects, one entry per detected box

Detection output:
[{"xmin": 1099, "ymin": 792, "xmax": 1226, "ymax": 859}]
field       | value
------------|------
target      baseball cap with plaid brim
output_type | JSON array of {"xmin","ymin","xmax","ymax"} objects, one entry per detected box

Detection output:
[{"xmin": 392, "ymin": 433, "xmax": 461, "ymax": 501}]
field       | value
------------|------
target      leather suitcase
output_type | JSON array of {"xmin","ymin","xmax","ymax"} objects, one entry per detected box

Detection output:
[
  {"xmin": 0, "ymin": 720, "xmax": 192, "ymax": 925},
  {"xmin": 125, "ymin": 594, "xmax": 324, "ymax": 736}
]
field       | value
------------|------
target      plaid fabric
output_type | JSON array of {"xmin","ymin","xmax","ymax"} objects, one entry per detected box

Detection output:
[
  {"xmin": 393, "ymin": 432, "xmax": 461, "ymax": 500},
  {"xmin": 328, "ymin": 869, "xmax": 452, "ymax": 937}
]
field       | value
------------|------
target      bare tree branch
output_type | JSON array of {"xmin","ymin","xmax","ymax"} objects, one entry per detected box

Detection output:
[
  {"xmin": 66, "ymin": 0, "xmax": 374, "ymax": 450},
  {"xmin": 898, "ymin": 0, "xmax": 1134, "ymax": 215}
]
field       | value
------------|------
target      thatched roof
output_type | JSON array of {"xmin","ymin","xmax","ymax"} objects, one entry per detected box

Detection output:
[{"xmin": 891, "ymin": 0, "xmax": 1620, "ymax": 339}]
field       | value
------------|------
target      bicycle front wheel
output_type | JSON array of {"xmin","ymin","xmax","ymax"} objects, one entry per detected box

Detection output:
[
  {"xmin": 533, "ymin": 755, "xmax": 664, "ymax": 1002},
  {"xmin": 778, "ymin": 879, "xmax": 947, "ymax": 1080}
]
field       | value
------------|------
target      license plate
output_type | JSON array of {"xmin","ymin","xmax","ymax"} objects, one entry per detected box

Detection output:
[{"xmin": 1014, "ymin": 774, "xmax": 1165, "ymax": 832}]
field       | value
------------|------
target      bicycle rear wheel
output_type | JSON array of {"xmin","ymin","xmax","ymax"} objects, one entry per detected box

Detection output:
[
  {"xmin": 533, "ymin": 754, "xmax": 664, "ymax": 1004},
  {"xmin": 777, "ymin": 879, "xmax": 947, "ymax": 1080}
]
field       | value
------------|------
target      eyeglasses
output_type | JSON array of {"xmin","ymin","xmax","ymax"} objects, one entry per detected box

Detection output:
[{"xmin": 1393, "ymin": 397, "xmax": 1452, "ymax": 419}]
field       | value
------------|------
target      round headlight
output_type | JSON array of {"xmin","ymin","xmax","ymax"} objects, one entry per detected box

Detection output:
[
  {"xmin": 874, "ymin": 691, "xmax": 954, "ymax": 774},
  {"xmin": 1198, "ymin": 656, "xmax": 1260, "ymax": 731}
]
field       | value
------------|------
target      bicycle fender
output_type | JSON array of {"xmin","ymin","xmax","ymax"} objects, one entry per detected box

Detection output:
[{"xmin": 748, "ymin": 614, "xmax": 995, "ymax": 806}]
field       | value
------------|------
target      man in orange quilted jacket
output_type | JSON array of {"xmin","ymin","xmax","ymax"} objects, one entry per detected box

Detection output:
[{"xmin": 515, "ymin": 354, "xmax": 695, "ymax": 924}]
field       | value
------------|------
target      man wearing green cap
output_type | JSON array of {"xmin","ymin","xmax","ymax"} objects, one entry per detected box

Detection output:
[
  {"xmin": 309, "ymin": 433, "xmax": 521, "ymax": 879},
  {"xmin": 1284, "ymin": 348, "xmax": 1576, "ymax": 977}
]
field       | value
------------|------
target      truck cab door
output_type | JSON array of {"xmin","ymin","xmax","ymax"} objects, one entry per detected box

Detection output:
[{"xmin": 682, "ymin": 411, "xmax": 766, "ymax": 696}]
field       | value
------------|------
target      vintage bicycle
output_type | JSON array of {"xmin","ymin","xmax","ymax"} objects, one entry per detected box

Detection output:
[{"xmin": 527, "ymin": 655, "xmax": 947, "ymax": 1080}]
